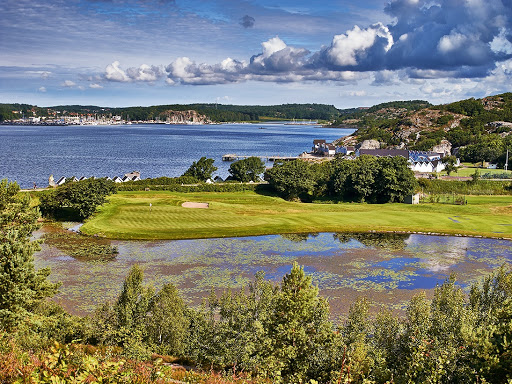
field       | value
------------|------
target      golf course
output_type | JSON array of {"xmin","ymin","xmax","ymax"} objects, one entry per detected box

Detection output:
[{"xmin": 80, "ymin": 190, "xmax": 512, "ymax": 240}]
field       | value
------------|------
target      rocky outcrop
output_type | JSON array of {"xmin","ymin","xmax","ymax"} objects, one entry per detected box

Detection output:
[
  {"xmin": 359, "ymin": 139, "xmax": 381, "ymax": 150},
  {"xmin": 161, "ymin": 110, "xmax": 211, "ymax": 124},
  {"xmin": 433, "ymin": 139, "xmax": 452, "ymax": 156}
]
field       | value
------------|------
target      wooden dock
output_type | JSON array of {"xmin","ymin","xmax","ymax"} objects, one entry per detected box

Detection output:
[{"xmin": 222, "ymin": 154, "xmax": 299, "ymax": 162}]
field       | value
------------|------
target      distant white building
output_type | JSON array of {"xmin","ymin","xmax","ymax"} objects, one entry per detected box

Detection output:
[{"xmin": 123, "ymin": 171, "xmax": 141, "ymax": 181}]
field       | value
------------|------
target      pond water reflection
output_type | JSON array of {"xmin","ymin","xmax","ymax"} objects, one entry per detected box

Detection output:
[{"xmin": 33, "ymin": 230, "xmax": 512, "ymax": 316}]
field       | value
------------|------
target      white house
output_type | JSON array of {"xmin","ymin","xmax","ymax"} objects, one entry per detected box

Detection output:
[
  {"xmin": 409, "ymin": 159, "xmax": 445, "ymax": 173},
  {"xmin": 124, "ymin": 171, "xmax": 141, "ymax": 180},
  {"xmin": 56, "ymin": 177, "xmax": 66, "ymax": 186}
]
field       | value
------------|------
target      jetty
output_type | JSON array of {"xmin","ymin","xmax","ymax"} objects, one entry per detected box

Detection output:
[{"xmin": 222, "ymin": 154, "xmax": 299, "ymax": 162}]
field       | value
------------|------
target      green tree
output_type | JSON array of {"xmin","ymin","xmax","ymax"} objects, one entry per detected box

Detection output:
[
  {"xmin": 39, "ymin": 178, "xmax": 117, "ymax": 220},
  {"xmin": 264, "ymin": 159, "xmax": 317, "ymax": 200},
  {"xmin": 115, "ymin": 265, "xmax": 152, "ymax": 332},
  {"xmin": 228, "ymin": 156, "xmax": 266, "ymax": 182},
  {"xmin": 147, "ymin": 283, "xmax": 189, "ymax": 356},
  {"xmin": 182, "ymin": 157, "xmax": 218, "ymax": 182},
  {"xmin": 187, "ymin": 271, "xmax": 278, "ymax": 374},
  {"xmin": 443, "ymin": 155, "xmax": 459, "ymax": 176},
  {"xmin": 267, "ymin": 263, "xmax": 336, "ymax": 383},
  {"xmin": 0, "ymin": 179, "xmax": 60, "ymax": 330},
  {"xmin": 374, "ymin": 156, "xmax": 416, "ymax": 203},
  {"xmin": 468, "ymin": 267, "xmax": 512, "ymax": 382}
]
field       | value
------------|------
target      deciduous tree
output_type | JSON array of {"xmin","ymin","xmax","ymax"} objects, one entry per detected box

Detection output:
[
  {"xmin": 182, "ymin": 157, "xmax": 218, "ymax": 182},
  {"xmin": 228, "ymin": 156, "xmax": 265, "ymax": 182}
]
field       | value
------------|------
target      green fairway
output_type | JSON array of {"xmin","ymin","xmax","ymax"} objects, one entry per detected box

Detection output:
[{"xmin": 80, "ymin": 191, "xmax": 512, "ymax": 240}]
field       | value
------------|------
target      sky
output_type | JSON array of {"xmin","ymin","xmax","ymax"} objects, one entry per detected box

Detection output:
[{"xmin": 1, "ymin": 0, "xmax": 512, "ymax": 109}]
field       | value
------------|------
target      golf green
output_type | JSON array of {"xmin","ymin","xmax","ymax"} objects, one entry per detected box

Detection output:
[{"xmin": 80, "ymin": 191, "xmax": 512, "ymax": 240}]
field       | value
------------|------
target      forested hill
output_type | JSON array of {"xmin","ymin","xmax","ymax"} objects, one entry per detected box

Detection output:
[
  {"xmin": 333, "ymin": 93, "xmax": 512, "ymax": 167},
  {"xmin": 0, "ymin": 103, "xmax": 341, "ymax": 122}
]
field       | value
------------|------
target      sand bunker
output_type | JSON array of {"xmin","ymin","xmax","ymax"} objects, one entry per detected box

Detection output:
[{"xmin": 182, "ymin": 202, "xmax": 209, "ymax": 209}]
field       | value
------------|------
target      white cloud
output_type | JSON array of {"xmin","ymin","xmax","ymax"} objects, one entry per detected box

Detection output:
[
  {"xmin": 326, "ymin": 23, "xmax": 393, "ymax": 66},
  {"xmin": 105, "ymin": 61, "xmax": 130, "ymax": 82},
  {"xmin": 126, "ymin": 64, "xmax": 165, "ymax": 82},
  {"xmin": 38, "ymin": 86, "xmax": 46, "ymax": 92},
  {"xmin": 438, "ymin": 32, "xmax": 469, "ymax": 53},
  {"xmin": 490, "ymin": 28, "xmax": 512, "ymax": 54},
  {"xmin": 61, "ymin": 80, "xmax": 76, "ymax": 87},
  {"xmin": 89, "ymin": 83, "xmax": 103, "ymax": 89},
  {"xmin": 349, "ymin": 90, "xmax": 367, "ymax": 97},
  {"xmin": 168, "ymin": 57, "xmax": 195, "ymax": 79}
]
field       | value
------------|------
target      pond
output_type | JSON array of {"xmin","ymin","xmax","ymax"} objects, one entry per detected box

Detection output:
[{"xmin": 33, "ymin": 228, "xmax": 512, "ymax": 317}]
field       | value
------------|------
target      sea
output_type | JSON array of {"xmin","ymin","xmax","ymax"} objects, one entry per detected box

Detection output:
[{"xmin": 0, "ymin": 123, "xmax": 355, "ymax": 189}]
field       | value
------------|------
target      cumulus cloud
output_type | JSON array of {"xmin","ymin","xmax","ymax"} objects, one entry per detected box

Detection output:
[
  {"xmin": 240, "ymin": 15, "xmax": 255, "ymax": 28},
  {"xmin": 126, "ymin": 64, "xmax": 166, "ymax": 82},
  {"xmin": 102, "ymin": 0, "xmax": 512, "ymax": 86},
  {"xmin": 105, "ymin": 61, "xmax": 130, "ymax": 82},
  {"xmin": 162, "ymin": 36, "xmax": 365, "ymax": 85},
  {"xmin": 89, "ymin": 83, "xmax": 103, "ymax": 89},
  {"xmin": 38, "ymin": 86, "xmax": 46, "ymax": 92},
  {"xmin": 61, "ymin": 80, "xmax": 76, "ymax": 87},
  {"xmin": 383, "ymin": 0, "xmax": 512, "ymax": 77},
  {"xmin": 322, "ymin": 23, "xmax": 393, "ymax": 68},
  {"xmin": 104, "ymin": 61, "xmax": 165, "ymax": 82},
  {"xmin": 491, "ymin": 28, "xmax": 512, "ymax": 54}
]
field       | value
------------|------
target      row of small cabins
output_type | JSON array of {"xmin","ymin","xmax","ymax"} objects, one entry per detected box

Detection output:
[
  {"xmin": 312, "ymin": 140, "xmax": 455, "ymax": 173},
  {"xmin": 51, "ymin": 171, "xmax": 140, "ymax": 186}
]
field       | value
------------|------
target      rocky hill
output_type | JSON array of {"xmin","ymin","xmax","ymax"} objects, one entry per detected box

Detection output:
[{"xmin": 333, "ymin": 93, "xmax": 512, "ymax": 167}]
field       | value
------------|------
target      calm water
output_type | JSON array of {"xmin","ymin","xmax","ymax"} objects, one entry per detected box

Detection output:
[
  {"xmin": 0, "ymin": 123, "xmax": 354, "ymax": 188},
  {"xmin": 34, "ymin": 230, "xmax": 512, "ymax": 316}
]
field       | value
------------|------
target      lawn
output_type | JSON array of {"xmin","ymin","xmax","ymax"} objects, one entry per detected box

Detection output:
[
  {"xmin": 441, "ymin": 166, "xmax": 512, "ymax": 177},
  {"xmin": 80, "ymin": 191, "xmax": 512, "ymax": 240}
]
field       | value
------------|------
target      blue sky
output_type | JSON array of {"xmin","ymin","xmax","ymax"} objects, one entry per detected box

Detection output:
[{"xmin": 1, "ymin": 0, "xmax": 511, "ymax": 108}]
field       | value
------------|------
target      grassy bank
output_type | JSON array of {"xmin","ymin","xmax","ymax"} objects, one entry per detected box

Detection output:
[{"xmin": 80, "ymin": 191, "xmax": 512, "ymax": 240}]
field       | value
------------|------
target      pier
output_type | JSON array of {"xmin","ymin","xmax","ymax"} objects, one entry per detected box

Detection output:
[{"xmin": 222, "ymin": 154, "xmax": 299, "ymax": 162}]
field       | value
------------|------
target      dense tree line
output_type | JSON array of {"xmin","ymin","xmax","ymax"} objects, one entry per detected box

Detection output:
[
  {"xmin": 2, "ymin": 102, "xmax": 341, "ymax": 123},
  {"xmin": 113, "ymin": 103, "xmax": 340, "ymax": 122},
  {"xmin": 265, "ymin": 156, "xmax": 417, "ymax": 203},
  {"xmin": 47, "ymin": 103, "xmax": 341, "ymax": 122},
  {"xmin": 0, "ymin": 103, "xmax": 48, "ymax": 121}
]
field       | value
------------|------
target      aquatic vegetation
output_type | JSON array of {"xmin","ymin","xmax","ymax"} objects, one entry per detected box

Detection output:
[
  {"xmin": 43, "ymin": 230, "xmax": 118, "ymax": 261},
  {"xmin": 34, "ymin": 229, "xmax": 512, "ymax": 316}
]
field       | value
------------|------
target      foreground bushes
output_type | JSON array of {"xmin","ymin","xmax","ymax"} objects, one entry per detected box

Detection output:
[
  {"xmin": 4, "ymin": 261, "xmax": 512, "ymax": 383},
  {"xmin": 68, "ymin": 264, "xmax": 512, "ymax": 383}
]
